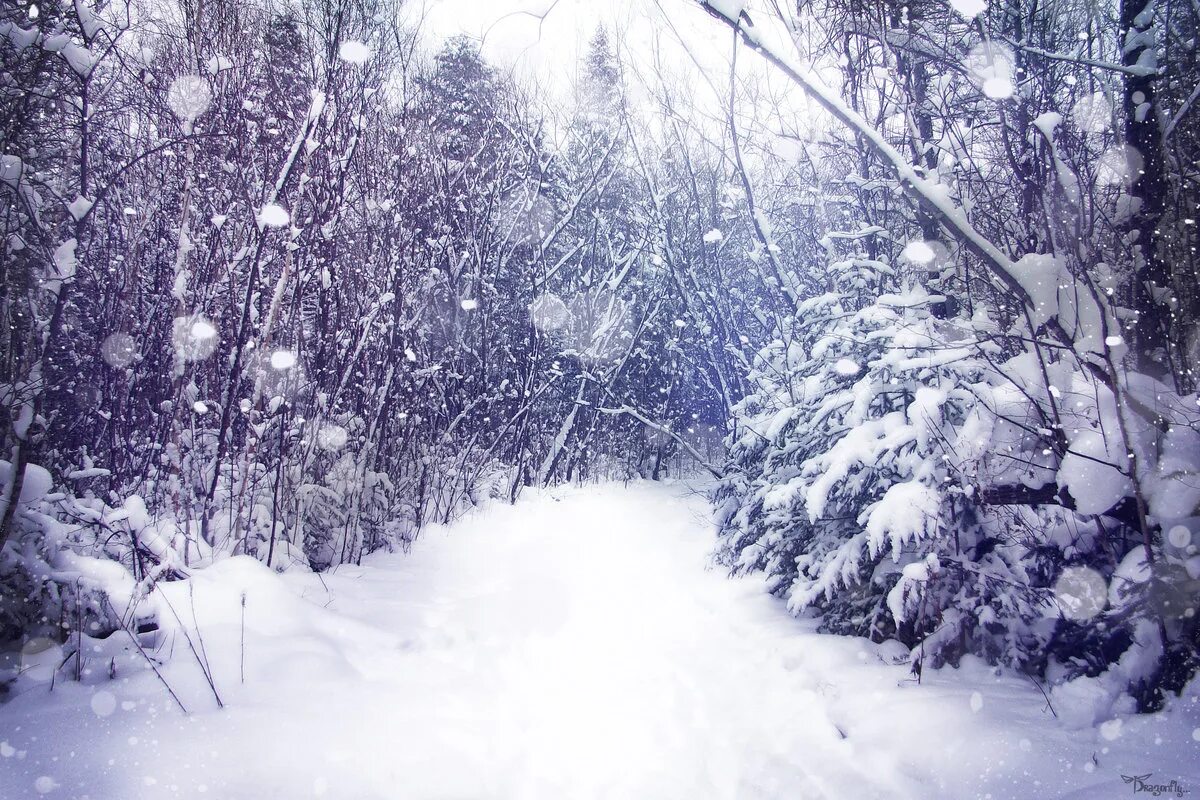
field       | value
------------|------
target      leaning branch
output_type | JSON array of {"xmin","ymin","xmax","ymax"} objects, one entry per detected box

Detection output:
[
  {"xmin": 696, "ymin": 2, "xmax": 1114, "ymax": 390},
  {"xmin": 596, "ymin": 405, "xmax": 724, "ymax": 478}
]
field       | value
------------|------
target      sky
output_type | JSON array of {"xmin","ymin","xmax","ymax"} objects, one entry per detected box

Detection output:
[
  {"xmin": 405, "ymin": 0, "xmax": 737, "ymax": 96},
  {"xmin": 400, "ymin": 0, "xmax": 828, "ymax": 166}
]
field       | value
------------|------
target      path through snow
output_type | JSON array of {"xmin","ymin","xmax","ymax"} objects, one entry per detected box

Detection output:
[{"xmin": 1, "ymin": 482, "xmax": 1197, "ymax": 799}]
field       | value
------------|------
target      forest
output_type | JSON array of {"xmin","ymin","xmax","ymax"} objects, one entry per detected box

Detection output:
[{"xmin": 1, "ymin": 0, "xmax": 1199, "ymax": 794}]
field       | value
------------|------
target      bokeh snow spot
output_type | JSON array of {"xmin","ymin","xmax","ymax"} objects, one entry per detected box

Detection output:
[
  {"xmin": 970, "ymin": 691, "xmax": 984, "ymax": 712},
  {"xmin": 1054, "ymin": 566, "xmax": 1108, "ymax": 621},
  {"xmin": 338, "ymin": 41, "xmax": 372, "ymax": 65},
  {"xmin": 34, "ymin": 776, "xmax": 58, "ymax": 795},
  {"xmin": 1167, "ymin": 525, "xmax": 1192, "ymax": 549},
  {"xmin": 90, "ymin": 690, "xmax": 117, "ymax": 717},
  {"xmin": 167, "ymin": 75, "xmax": 212, "ymax": 123},
  {"xmin": 1097, "ymin": 145, "xmax": 1144, "ymax": 188},
  {"xmin": 965, "ymin": 43, "xmax": 1016, "ymax": 100},
  {"xmin": 101, "ymin": 332, "xmax": 138, "ymax": 368},
  {"xmin": 529, "ymin": 292, "xmax": 571, "ymax": 334},
  {"xmin": 1071, "ymin": 92, "xmax": 1112, "ymax": 133},
  {"xmin": 258, "ymin": 203, "xmax": 290, "ymax": 228},
  {"xmin": 269, "ymin": 350, "xmax": 297, "ymax": 371},
  {"xmin": 497, "ymin": 184, "xmax": 555, "ymax": 246},
  {"xmin": 316, "ymin": 423, "xmax": 349, "ymax": 451},
  {"xmin": 461, "ymin": 299, "xmax": 478, "ymax": 311},
  {"xmin": 902, "ymin": 240, "xmax": 936, "ymax": 265},
  {"xmin": 1100, "ymin": 718, "xmax": 1123, "ymax": 741},
  {"xmin": 20, "ymin": 638, "xmax": 63, "ymax": 683},
  {"xmin": 173, "ymin": 315, "xmax": 219, "ymax": 363},
  {"xmin": 245, "ymin": 350, "xmax": 303, "ymax": 403}
]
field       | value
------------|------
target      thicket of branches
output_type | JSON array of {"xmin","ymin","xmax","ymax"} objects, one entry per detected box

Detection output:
[{"xmin": 2, "ymin": 0, "xmax": 1198, "ymax": 711}]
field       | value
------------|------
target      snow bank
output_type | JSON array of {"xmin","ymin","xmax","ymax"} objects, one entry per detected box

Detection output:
[{"xmin": 1, "ymin": 483, "xmax": 1196, "ymax": 799}]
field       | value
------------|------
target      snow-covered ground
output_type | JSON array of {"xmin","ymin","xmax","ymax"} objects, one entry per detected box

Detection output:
[{"xmin": 2, "ymin": 482, "xmax": 1197, "ymax": 799}]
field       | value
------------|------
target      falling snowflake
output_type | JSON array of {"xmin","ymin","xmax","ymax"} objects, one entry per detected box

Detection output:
[
  {"xmin": 529, "ymin": 293, "xmax": 572, "ymax": 333},
  {"xmin": 902, "ymin": 240, "xmax": 936, "ymax": 265},
  {"xmin": 270, "ymin": 350, "xmax": 297, "ymax": 371},
  {"xmin": 1096, "ymin": 145, "xmax": 1143, "ymax": 187},
  {"xmin": 173, "ymin": 315, "xmax": 219, "ymax": 363},
  {"xmin": 1167, "ymin": 525, "xmax": 1192, "ymax": 548},
  {"xmin": 90, "ymin": 691, "xmax": 117, "ymax": 717},
  {"xmin": 258, "ymin": 203, "xmax": 290, "ymax": 228},
  {"xmin": 498, "ymin": 182, "xmax": 555, "ymax": 246},
  {"xmin": 338, "ymin": 41, "xmax": 372, "ymax": 65},
  {"xmin": 1071, "ymin": 92, "xmax": 1112, "ymax": 134},
  {"xmin": 316, "ymin": 423, "xmax": 349, "ymax": 451},
  {"xmin": 1053, "ymin": 566, "xmax": 1108, "ymax": 621},
  {"xmin": 101, "ymin": 332, "xmax": 138, "ymax": 368},
  {"xmin": 965, "ymin": 43, "xmax": 1016, "ymax": 100},
  {"xmin": 166, "ymin": 75, "xmax": 212, "ymax": 123}
]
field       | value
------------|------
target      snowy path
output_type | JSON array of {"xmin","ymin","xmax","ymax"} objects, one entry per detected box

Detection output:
[{"xmin": 2, "ymin": 482, "xmax": 1196, "ymax": 799}]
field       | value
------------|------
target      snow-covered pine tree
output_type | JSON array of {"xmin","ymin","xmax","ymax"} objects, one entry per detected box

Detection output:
[{"xmin": 719, "ymin": 230, "xmax": 1061, "ymax": 669}]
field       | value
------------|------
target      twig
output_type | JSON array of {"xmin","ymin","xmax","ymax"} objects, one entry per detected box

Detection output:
[
  {"xmin": 158, "ymin": 589, "xmax": 224, "ymax": 708},
  {"xmin": 103, "ymin": 596, "xmax": 188, "ymax": 714},
  {"xmin": 1024, "ymin": 670, "xmax": 1058, "ymax": 718},
  {"xmin": 240, "ymin": 592, "xmax": 246, "ymax": 685}
]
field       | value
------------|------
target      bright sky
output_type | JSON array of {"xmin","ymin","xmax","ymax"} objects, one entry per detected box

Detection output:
[
  {"xmin": 404, "ymin": 0, "xmax": 828, "ymax": 157},
  {"xmin": 408, "ymin": 0, "xmax": 733, "ymax": 94}
]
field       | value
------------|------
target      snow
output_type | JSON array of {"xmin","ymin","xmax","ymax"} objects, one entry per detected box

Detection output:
[
  {"xmin": 1072, "ymin": 92, "xmax": 1112, "ymax": 133},
  {"xmin": 704, "ymin": 0, "xmax": 746, "ymax": 22},
  {"xmin": 965, "ymin": 43, "xmax": 1016, "ymax": 100},
  {"xmin": 51, "ymin": 238, "xmax": 78, "ymax": 283},
  {"xmin": 703, "ymin": 227, "xmax": 723, "ymax": 243},
  {"xmin": 833, "ymin": 358, "xmax": 859, "ymax": 376},
  {"xmin": 205, "ymin": 55, "xmax": 233, "ymax": 75},
  {"xmin": 1009, "ymin": 253, "xmax": 1063, "ymax": 327},
  {"xmin": 1053, "ymin": 565, "xmax": 1109, "ymax": 621},
  {"xmin": 1058, "ymin": 428, "xmax": 1133, "ymax": 515},
  {"xmin": 529, "ymin": 292, "xmax": 571, "ymax": 333},
  {"xmin": 2, "ymin": 483, "xmax": 1196, "ymax": 800},
  {"xmin": 67, "ymin": 195, "xmax": 93, "ymax": 221},
  {"xmin": 0, "ymin": 461, "xmax": 53, "ymax": 506},
  {"xmin": 0, "ymin": 154, "xmax": 24, "ymax": 188},
  {"xmin": 172, "ymin": 315, "xmax": 219, "ymax": 363},
  {"xmin": 863, "ymin": 480, "xmax": 942, "ymax": 560}
]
